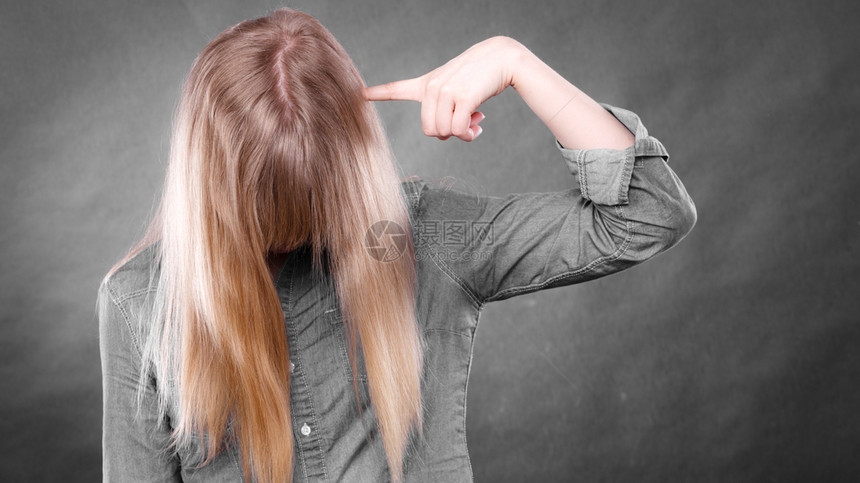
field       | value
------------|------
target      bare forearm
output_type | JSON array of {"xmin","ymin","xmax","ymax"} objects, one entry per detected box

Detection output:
[
  {"xmin": 508, "ymin": 40, "xmax": 634, "ymax": 150},
  {"xmin": 365, "ymin": 35, "xmax": 637, "ymax": 149}
]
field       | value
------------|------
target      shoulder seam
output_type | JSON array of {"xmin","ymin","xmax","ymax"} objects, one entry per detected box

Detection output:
[
  {"xmin": 104, "ymin": 280, "xmax": 145, "ymax": 358},
  {"xmin": 115, "ymin": 287, "xmax": 157, "ymax": 304},
  {"xmin": 419, "ymin": 245, "xmax": 483, "ymax": 309},
  {"xmin": 409, "ymin": 178, "xmax": 484, "ymax": 309}
]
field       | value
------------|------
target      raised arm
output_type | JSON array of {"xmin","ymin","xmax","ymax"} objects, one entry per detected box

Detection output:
[
  {"xmin": 363, "ymin": 36, "xmax": 632, "ymax": 150},
  {"xmin": 366, "ymin": 37, "xmax": 696, "ymax": 305}
]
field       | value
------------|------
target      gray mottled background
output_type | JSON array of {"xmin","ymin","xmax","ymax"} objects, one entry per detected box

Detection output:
[{"xmin": 2, "ymin": 0, "xmax": 859, "ymax": 481}]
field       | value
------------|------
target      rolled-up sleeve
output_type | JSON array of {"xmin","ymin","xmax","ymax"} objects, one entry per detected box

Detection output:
[{"xmin": 413, "ymin": 103, "xmax": 697, "ymax": 305}]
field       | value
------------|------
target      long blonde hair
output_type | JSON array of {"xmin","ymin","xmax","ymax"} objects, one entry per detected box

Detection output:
[{"xmin": 109, "ymin": 8, "xmax": 422, "ymax": 482}]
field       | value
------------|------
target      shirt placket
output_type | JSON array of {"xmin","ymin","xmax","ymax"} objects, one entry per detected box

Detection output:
[{"xmin": 278, "ymin": 248, "xmax": 330, "ymax": 483}]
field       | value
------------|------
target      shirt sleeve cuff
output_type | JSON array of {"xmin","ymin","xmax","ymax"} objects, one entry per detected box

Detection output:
[{"xmin": 556, "ymin": 102, "xmax": 670, "ymax": 206}]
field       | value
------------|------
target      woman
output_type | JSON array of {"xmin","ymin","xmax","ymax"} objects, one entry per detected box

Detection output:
[{"xmin": 98, "ymin": 7, "xmax": 696, "ymax": 483}]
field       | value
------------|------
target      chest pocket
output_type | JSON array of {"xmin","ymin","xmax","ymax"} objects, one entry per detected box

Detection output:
[{"xmin": 325, "ymin": 305, "xmax": 368, "ymax": 382}]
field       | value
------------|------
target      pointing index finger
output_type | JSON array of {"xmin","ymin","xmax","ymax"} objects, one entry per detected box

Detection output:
[{"xmin": 363, "ymin": 77, "xmax": 424, "ymax": 102}]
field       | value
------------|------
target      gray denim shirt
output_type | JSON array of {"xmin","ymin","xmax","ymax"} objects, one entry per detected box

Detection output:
[{"xmin": 99, "ymin": 103, "xmax": 697, "ymax": 482}]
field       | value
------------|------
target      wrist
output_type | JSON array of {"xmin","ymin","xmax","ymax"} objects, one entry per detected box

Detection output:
[
  {"xmin": 508, "ymin": 41, "xmax": 541, "ymax": 93},
  {"xmin": 484, "ymin": 36, "xmax": 533, "ymax": 90}
]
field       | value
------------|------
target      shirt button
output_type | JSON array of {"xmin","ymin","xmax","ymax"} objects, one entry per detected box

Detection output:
[
  {"xmin": 300, "ymin": 423, "xmax": 311, "ymax": 436},
  {"xmin": 289, "ymin": 360, "xmax": 295, "ymax": 374}
]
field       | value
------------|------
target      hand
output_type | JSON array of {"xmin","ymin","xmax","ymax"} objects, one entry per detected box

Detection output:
[{"xmin": 363, "ymin": 36, "xmax": 527, "ymax": 142}]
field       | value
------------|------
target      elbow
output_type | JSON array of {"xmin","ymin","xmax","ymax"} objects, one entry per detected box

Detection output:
[
  {"xmin": 611, "ymin": 158, "xmax": 697, "ymax": 263},
  {"xmin": 665, "ymin": 194, "xmax": 697, "ymax": 249},
  {"xmin": 649, "ymin": 192, "xmax": 697, "ymax": 255},
  {"xmin": 619, "ymin": 192, "xmax": 697, "ymax": 264}
]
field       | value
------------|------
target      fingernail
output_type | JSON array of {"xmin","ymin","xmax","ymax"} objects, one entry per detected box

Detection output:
[{"xmin": 475, "ymin": 126, "xmax": 483, "ymax": 138}]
